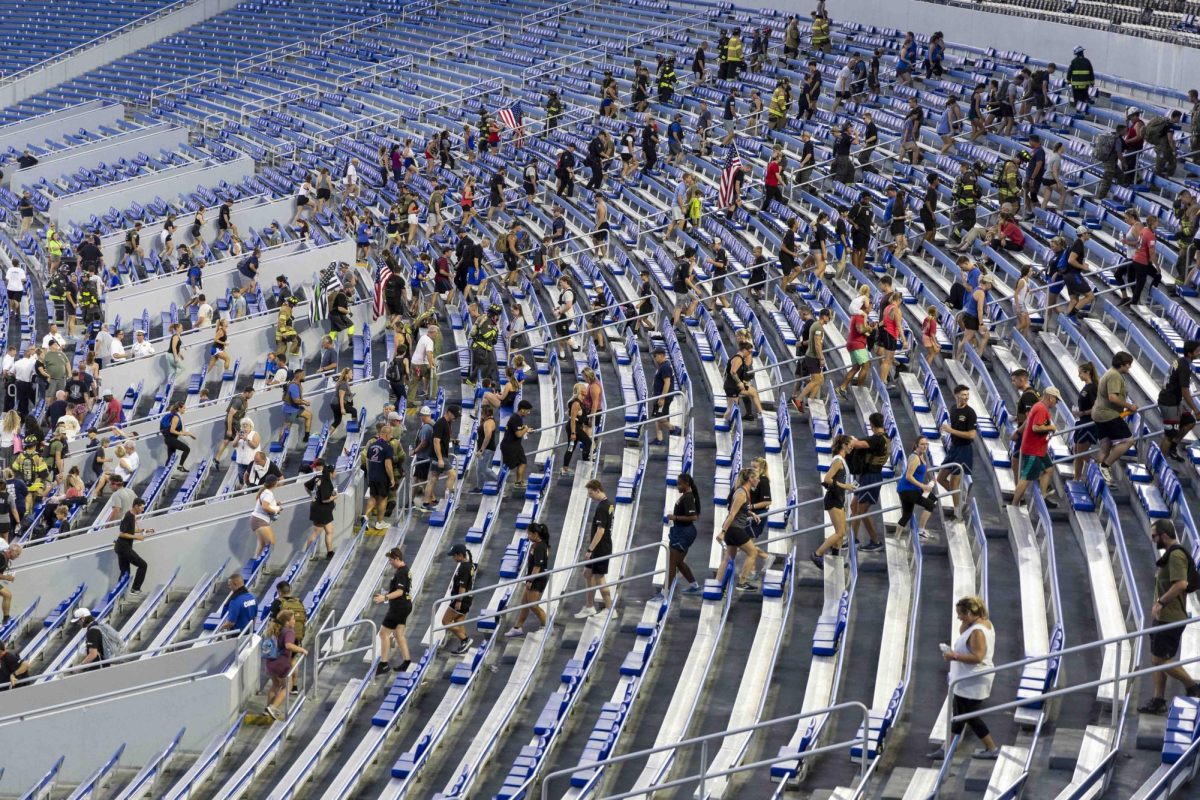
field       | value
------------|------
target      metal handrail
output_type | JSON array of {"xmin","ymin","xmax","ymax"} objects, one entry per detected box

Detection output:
[
  {"xmin": 533, "ymin": 704, "xmax": 872, "ymax": 800},
  {"xmin": 622, "ymin": 9, "xmax": 716, "ymax": 56},
  {"xmin": 0, "ymin": 0, "xmax": 200, "ymax": 88},
  {"xmin": 31, "ymin": 626, "xmax": 244, "ymax": 683},
  {"xmin": 428, "ymin": 540, "xmax": 670, "ymax": 632},
  {"xmin": 313, "ymin": 617, "xmax": 377, "ymax": 692},
  {"xmin": 0, "ymin": 669, "xmax": 207, "ymax": 723},
  {"xmin": 428, "ymin": 23, "xmax": 507, "ymax": 62}
]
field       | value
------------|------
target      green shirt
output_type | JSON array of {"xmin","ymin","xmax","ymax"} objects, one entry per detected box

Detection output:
[
  {"xmin": 1091, "ymin": 368, "xmax": 1126, "ymax": 423},
  {"xmin": 1156, "ymin": 547, "xmax": 1191, "ymax": 623},
  {"xmin": 806, "ymin": 321, "xmax": 825, "ymax": 359}
]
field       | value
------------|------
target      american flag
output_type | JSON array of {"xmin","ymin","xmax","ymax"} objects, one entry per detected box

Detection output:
[
  {"xmin": 497, "ymin": 101, "xmax": 525, "ymax": 144},
  {"xmin": 718, "ymin": 144, "xmax": 743, "ymax": 209},
  {"xmin": 372, "ymin": 262, "xmax": 393, "ymax": 321}
]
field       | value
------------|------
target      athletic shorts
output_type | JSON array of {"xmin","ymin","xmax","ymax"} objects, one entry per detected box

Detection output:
[
  {"xmin": 723, "ymin": 525, "xmax": 751, "ymax": 548},
  {"xmin": 1150, "ymin": 625, "xmax": 1183, "ymax": 659},
  {"xmin": 876, "ymin": 331, "xmax": 898, "ymax": 351},
  {"xmin": 413, "ymin": 461, "xmax": 430, "ymax": 482},
  {"xmin": 1094, "ymin": 416, "xmax": 1131, "ymax": 442},
  {"xmin": 369, "ymin": 480, "xmax": 391, "ymax": 499},
  {"xmin": 850, "ymin": 348, "xmax": 869, "ymax": 365},
  {"xmin": 1018, "ymin": 454, "xmax": 1052, "ymax": 481},
  {"xmin": 943, "ymin": 445, "xmax": 975, "ymax": 477},
  {"xmin": 854, "ymin": 471, "xmax": 882, "ymax": 505},
  {"xmin": 382, "ymin": 601, "xmax": 412, "ymax": 629}
]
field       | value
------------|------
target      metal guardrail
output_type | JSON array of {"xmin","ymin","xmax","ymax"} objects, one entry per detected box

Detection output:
[
  {"xmin": 428, "ymin": 23, "xmax": 508, "ymax": 62},
  {"xmin": 148, "ymin": 68, "xmax": 223, "ymax": 107},
  {"xmin": 621, "ymin": 8, "xmax": 716, "ymax": 56},
  {"xmin": 0, "ymin": 0, "xmax": 202, "ymax": 88}
]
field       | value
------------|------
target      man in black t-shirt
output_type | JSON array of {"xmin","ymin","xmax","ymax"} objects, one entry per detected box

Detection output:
[
  {"xmin": 17, "ymin": 191, "xmax": 33, "ymax": 236},
  {"xmin": 443, "ymin": 544, "xmax": 477, "ymax": 654},
  {"xmin": 425, "ymin": 405, "xmax": 460, "ymax": 507},
  {"xmin": 850, "ymin": 413, "xmax": 889, "ymax": 550},
  {"xmin": 577, "ymin": 481, "xmax": 615, "ymax": 618},
  {"xmin": 1160, "ymin": 340, "xmax": 1200, "ymax": 460},
  {"xmin": 939, "ymin": 384, "xmax": 979, "ymax": 515},
  {"xmin": 364, "ymin": 423, "xmax": 395, "ymax": 529},
  {"xmin": 501, "ymin": 400, "xmax": 533, "ymax": 491},
  {"xmin": 651, "ymin": 349, "xmax": 674, "ymax": 445},
  {"xmin": 1064, "ymin": 226, "xmax": 1094, "ymax": 317},
  {"xmin": 0, "ymin": 638, "xmax": 28, "ymax": 689}
]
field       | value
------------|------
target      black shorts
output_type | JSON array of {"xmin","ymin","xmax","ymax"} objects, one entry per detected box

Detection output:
[
  {"xmin": 431, "ymin": 460, "xmax": 452, "ymax": 475},
  {"xmin": 1065, "ymin": 273, "xmax": 1089, "ymax": 298},
  {"xmin": 502, "ymin": 444, "xmax": 526, "ymax": 469},
  {"xmin": 555, "ymin": 319, "xmax": 571, "ymax": 338},
  {"xmin": 851, "ymin": 235, "xmax": 870, "ymax": 251},
  {"xmin": 961, "ymin": 314, "xmax": 980, "ymax": 332},
  {"xmin": 6, "ymin": 290, "xmax": 22, "ymax": 303},
  {"xmin": 588, "ymin": 551, "xmax": 611, "ymax": 575},
  {"xmin": 369, "ymin": 480, "xmax": 391, "ymax": 499},
  {"xmin": 1073, "ymin": 422, "xmax": 1098, "ymax": 446},
  {"xmin": 823, "ymin": 490, "xmax": 845, "ymax": 511},
  {"xmin": 652, "ymin": 399, "xmax": 672, "ymax": 419},
  {"xmin": 876, "ymin": 331, "xmax": 898, "ymax": 351},
  {"xmin": 1150, "ymin": 625, "xmax": 1184, "ymax": 660},
  {"xmin": 382, "ymin": 601, "xmax": 412, "ymax": 629},
  {"xmin": 316, "ymin": 187, "xmax": 331, "ymax": 200},
  {"xmin": 528, "ymin": 576, "xmax": 548, "ymax": 593},
  {"xmin": 449, "ymin": 598, "xmax": 473, "ymax": 616},
  {"xmin": 413, "ymin": 461, "xmax": 430, "ymax": 482},
  {"xmin": 296, "ymin": 196, "xmax": 309, "ymax": 207},
  {"xmin": 1094, "ymin": 416, "xmax": 1131, "ymax": 442},
  {"xmin": 889, "ymin": 219, "xmax": 906, "ymax": 237},
  {"xmin": 724, "ymin": 526, "xmax": 751, "ymax": 548},
  {"xmin": 803, "ymin": 355, "xmax": 822, "ymax": 377}
]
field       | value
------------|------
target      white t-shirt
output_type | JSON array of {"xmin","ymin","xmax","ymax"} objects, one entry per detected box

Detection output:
[
  {"xmin": 116, "ymin": 450, "xmax": 140, "ymax": 481},
  {"xmin": 252, "ymin": 488, "xmax": 277, "ymax": 522},
  {"xmin": 109, "ymin": 339, "xmax": 127, "ymax": 361},
  {"xmin": 412, "ymin": 333, "xmax": 434, "ymax": 367},
  {"xmin": 198, "ymin": 302, "xmax": 214, "ymax": 327},
  {"xmin": 835, "ymin": 65, "xmax": 852, "ymax": 94},
  {"xmin": 345, "ymin": 163, "xmax": 359, "ymax": 187},
  {"xmin": 1044, "ymin": 149, "xmax": 1061, "ymax": 179},
  {"xmin": 5, "ymin": 266, "xmax": 26, "ymax": 292}
]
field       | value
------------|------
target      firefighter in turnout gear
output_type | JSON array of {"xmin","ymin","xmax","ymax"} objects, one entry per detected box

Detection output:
[
  {"xmin": 995, "ymin": 156, "xmax": 1023, "ymax": 213},
  {"xmin": 657, "ymin": 57, "xmax": 677, "ymax": 104},
  {"xmin": 952, "ymin": 161, "xmax": 982, "ymax": 242},
  {"xmin": 545, "ymin": 90, "xmax": 563, "ymax": 132},
  {"xmin": 79, "ymin": 275, "xmax": 102, "ymax": 331},
  {"xmin": 470, "ymin": 305, "xmax": 501, "ymax": 386},
  {"xmin": 48, "ymin": 268, "xmax": 72, "ymax": 331},
  {"xmin": 1068, "ymin": 46, "xmax": 1094, "ymax": 113}
]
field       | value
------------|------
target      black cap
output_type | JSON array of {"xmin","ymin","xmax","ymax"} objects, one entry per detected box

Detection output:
[
  {"xmin": 448, "ymin": 544, "xmax": 469, "ymax": 557},
  {"xmin": 653, "ymin": 347, "xmax": 667, "ymax": 356},
  {"xmin": 446, "ymin": 404, "xmax": 462, "ymax": 417}
]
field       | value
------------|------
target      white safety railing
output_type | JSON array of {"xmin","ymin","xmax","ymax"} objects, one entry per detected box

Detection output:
[
  {"xmin": 622, "ymin": 8, "xmax": 717, "ymax": 56},
  {"xmin": 417, "ymin": 76, "xmax": 509, "ymax": 118},
  {"xmin": 318, "ymin": 12, "xmax": 388, "ymax": 47},
  {"xmin": 148, "ymin": 68, "xmax": 223, "ymax": 108},
  {"xmin": 234, "ymin": 40, "xmax": 309, "ymax": 78},
  {"xmin": 521, "ymin": 42, "xmax": 614, "ymax": 83},
  {"xmin": 0, "ymin": 0, "xmax": 202, "ymax": 87},
  {"xmin": 428, "ymin": 23, "xmax": 507, "ymax": 62},
  {"xmin": 519, "ymin": 0, "xmax": 597, "ymax": 26}
]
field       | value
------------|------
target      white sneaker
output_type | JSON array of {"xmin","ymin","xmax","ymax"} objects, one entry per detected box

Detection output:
[
  {"xmin": 574, "ymin": 607, "xmax": 596, "ymax": 619},
  {"xmin": 126, "ymin": 590, "xmax": 145, "ymax": 601},
  {"xmin": 266, "ymin": 705, "xmax": 284, "ymax": 721},
  {"xmin": 372, "ymin": 521, "xmax": 389, "ymax": 530},
  {"xmin": 504, "ymin": 627, "xmax": 525, "ymax": 638}
]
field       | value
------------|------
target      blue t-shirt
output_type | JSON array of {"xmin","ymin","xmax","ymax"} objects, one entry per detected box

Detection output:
[
  {"xmin": 365, "ymin": 437, "xmax": 394, "ymax": 483},
  {"xmin": 283, "ymin": 383, "xmax": 302, "ymax": 413},
  {"xmin": 413, "ymin": 423, "xmax": 434, "ymax": 465},
  {"xmin": 356, "ymin": 223, "xmax": 371, "ymax": 246},
  {"xmin": 966, "ymin": 267, "xmax": 981, "ymax": 291},
  {"xmin": 668, "ymin": 121, "xmax": 683, "ymax": 144},
  {"xmin": 224, "ymin": 588, "xmax": 257, "ymax": 631},
  {"xmin": 411, "ymin": 261, "xmax": 428, "ymax": 289}
]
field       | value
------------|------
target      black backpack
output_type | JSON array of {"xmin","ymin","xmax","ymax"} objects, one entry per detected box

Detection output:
[
  {"xmin": 1164, "ymin": 545, "xmax": 1200, "ymax": 594},
  {"xmin": 948, "ymin": 282, "xmax": 968, "ymax": 311}
]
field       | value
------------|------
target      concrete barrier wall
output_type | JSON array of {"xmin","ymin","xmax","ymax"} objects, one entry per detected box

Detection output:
[
  {"xmin": 7, "ymin": 124, "xmax": 190, "ymax": 192},
  {"xmin": 0, "ymin": 0, "xmax": 244, "ymax": 108},
  {"xmin": 96, "ymin": 193, "xmax": 297, "ymax": 265},
  {"xmin": 0, "ymin": 635, "xmax": 255, "ymax": 786},
  {"xmin": 51, "ymin": 155, "xmax": 255, "ymax": 228},
  {"xmin": 754, "ymin": 0, "xmax": 1200, "ymax": 91},
  {"xmin": 0, "ymin": 101, "xmax": 124, "ymax": 156},
  {"xmin": 102, "ymin": 236, "xmax": 355, "ymax": 325}
]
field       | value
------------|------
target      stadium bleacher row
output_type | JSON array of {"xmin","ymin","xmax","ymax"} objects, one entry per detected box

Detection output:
[{"xmin": 1, "ymin": 0, "xmax": 1200, "ymax": 798}]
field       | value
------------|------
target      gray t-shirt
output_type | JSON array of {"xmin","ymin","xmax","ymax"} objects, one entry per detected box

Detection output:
[
  {"xmin": 806, "ymin": 321, "xmax": 825, "ymax": 359},
  {"xmin": 413, "ymin": 422, "xmax": 434, "ymax": 464},
  {"xmin": 1092, "ymin": 368, "xmax": 1126, "ymax": 423},
  {"xmin": 110, "ymin": 486, "xmax": 137, "ymax": 519}
]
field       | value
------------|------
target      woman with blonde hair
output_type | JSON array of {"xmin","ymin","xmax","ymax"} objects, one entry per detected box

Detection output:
[
  {"xmin": 812, "ymin": 434, "xmax": 855, "ymax": 568},
  {"xmin": 748, "ymin": 456, "xmax": 772, "ymax": 540},
  {"xmin": 208, "ymin": 318, "xmax": 231, "ymax": 373},
  {"xmin": 719, "ymin": 467, "xmax": 772, "ymax": 591},
  {"xmin": 561, "ymin": 382, "xmax": 592, "ymax": 476},
  {"xmin": 262, "ymin": 609, "xmax": 307, "ymax": 720},
  {"xmin": 928, "ymin": 595, "xmax": 999, "ymax": 760},
  {"xmin": 0, "ymin": 410, "xmax": 21, "ymax": 462}
]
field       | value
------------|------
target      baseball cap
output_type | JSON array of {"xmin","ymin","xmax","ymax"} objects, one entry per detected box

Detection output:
[
  {"xmin": 72, "ymin": 607, "xmax": 92, "ymax": 622},
  {"xmin": 102, "ymin": 387, "xmax": 114, "ymax": 397},
  {"xmin": 419, "ymin": 405, "xmax": 433, "ymax": 416},
  {"xmin": 447, "ymin": 544, "xmax": 469, "ymax": 557},
  {"xmin": 1075, "ymin": 224, "xmax": 1091, "ymax": 235},
  {"xmin": 1044, "ymin": 387, "xmax": 1062, "ymax": 400},
  {"xmin": 446, "ymin": 404, "xmax": 462, "ymax": 417},
  {"xmin": 1127, "ymin": 107, "xmax": 1141, "ymax": 117},
  {"xmin": 388, "ymin": 411, "xmax": 403, "ymax": 421}
]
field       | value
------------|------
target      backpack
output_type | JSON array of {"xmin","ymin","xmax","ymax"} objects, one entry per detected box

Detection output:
[
  {"xmin": 948, "ymin": 282, "xmax": 968, "ymax": 311},
  {"xmin": 1144, "ymin": 116, "xmax": 1172, "ymax": 145},
  {"xmin": 1165, "ymin": 544, "xmax": 1200, "ymax": 594},
  {"xmin": 1093, "ymin": 133, "xmax": 1118, "ymax": 163},
  {"xmin": 495, "ymin": 233, "xmax": 508, "ymax": 253},
  {"xmin": 275, "ymin": 596, "xmax": 308, "ymax": 642},
  {"xmin": 260, "ymin": 633, "xmax": 282, "ymax": 660},
  {"xmin": 386, "ymin": 356, "xmax": 406, "ymax": 383},
  {"xmin": 93, "ymin": 621, "xmax": 126, "ymax": 662}
]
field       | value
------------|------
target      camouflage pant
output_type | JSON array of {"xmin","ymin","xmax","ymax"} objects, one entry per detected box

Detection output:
[{"xmin": 1095, "ymin": 162, "xmax": 1118, "ymax": 201}]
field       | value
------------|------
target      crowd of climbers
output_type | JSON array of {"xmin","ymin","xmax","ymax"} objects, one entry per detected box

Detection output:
[{"xmin": 0, "ymin": 7, "xmax": 1196, "ymax": 761}]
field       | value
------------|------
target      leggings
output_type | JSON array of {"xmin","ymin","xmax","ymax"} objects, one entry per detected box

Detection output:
[
  {"xmin": 163, "ymin": 433, "xmax": 190, "ymax": 468},
  {"xmin": 115, "ymin": 543, "xmax": 147, "ymax": 591},
  {"xmin": 563, "ymin": 426, "xmax": 592, "ymax": 468},
  {"xmin": 951, "ymin": 694, "xmax": 991, "ymax": 740},
  {"xmin": 897, "ymin": 489, "xmax": 937, "ymax": 527}
]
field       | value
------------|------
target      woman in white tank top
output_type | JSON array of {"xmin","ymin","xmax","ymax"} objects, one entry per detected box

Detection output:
[{"xmin": 928, "ymin": 595, "xmax": 1001, "ymax": 761}]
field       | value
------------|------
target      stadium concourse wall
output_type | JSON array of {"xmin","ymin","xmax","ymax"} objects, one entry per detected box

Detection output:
[
  {"xmin": 0, "ymin": 0, "xmax": 243, "ymax": 108},
  {"xmin": 755, "ymin": 0, "xmax": 1200, "ymax": 92},
  {"xmin": 0, "ymin": 634, "xmax": 258, "ymax": 787}
]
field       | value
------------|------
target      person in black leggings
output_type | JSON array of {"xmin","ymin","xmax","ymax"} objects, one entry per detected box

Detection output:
[{"xmin": 159, "ymin": 402, "xmax": 195, "ymax": 472}]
